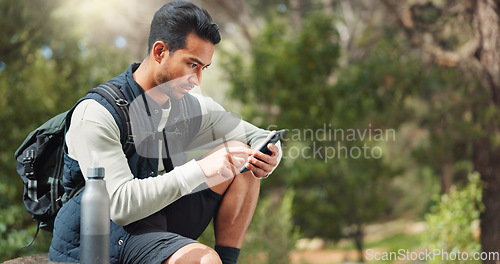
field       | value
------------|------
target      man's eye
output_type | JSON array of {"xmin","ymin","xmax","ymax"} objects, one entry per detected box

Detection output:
[{"xmin": 189, "ymin": 63, "xmax": 197, "ymax": 69}]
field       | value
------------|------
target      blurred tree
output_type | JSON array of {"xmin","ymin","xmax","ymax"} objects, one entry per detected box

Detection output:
[
  {"xmin": 221, "ymin": 0, "xmax": 497, "ymax": 262},
  {"xmin": 381, "ymin": 0, "xmax": 500, "ymax": 259},
  {"xmin": 221, "ymin": 7, "xmax": 402, "ymax": 261},
  {"xmin": 200, "ymin": 0, "xmax": 318, "ymax": 46},
  {"xmin": 0, "ymin": 0, "xmax": 58, "ymax": 63},
  {"xmin": 0, "ymin": 0, "xmax": 128, "ymax": 260}
]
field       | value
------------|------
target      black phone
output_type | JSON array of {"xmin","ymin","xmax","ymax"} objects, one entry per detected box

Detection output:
[{"xmin": 239, "ymin": 129, "xmax": 286, "ymax": 173}]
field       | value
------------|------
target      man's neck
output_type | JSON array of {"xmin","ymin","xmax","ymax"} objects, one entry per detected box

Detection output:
[
  {"xmin": 133, "ymin": 58, "xmax": 170, "ymax": 106},
  {"xmin": 132, "ymin": 58, "xmax": 155, "ymax": 91},
  {"xmin": 146, "ymin": 87, "xmax": 171, "ymax": 108}
]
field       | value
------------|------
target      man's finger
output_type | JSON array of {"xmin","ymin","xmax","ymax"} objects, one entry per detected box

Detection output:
[
  {"xmin": 224, "ymin": 146, "xmax": 252, "ymax": 156},
  {"xmin": 229, "ymin": 156, "xmax": 246, "ymax": 167},
  {"xmin": 248, "ymin": 163, "xmax": 267, "ymax": 178},
  {"xmin": 248, "ymin": 156, "xmax": 273, "ymax": 172},
  {"xmin": 253, "ymin": 150, "xmax": 278, "ymax": 167},
  {"xmin": 235, "ymin": 156, "xmax": 247, "ymax": 166},
  {"xmin": 267, "ymin": 143, "xmax": 280, "ymax": 157}
]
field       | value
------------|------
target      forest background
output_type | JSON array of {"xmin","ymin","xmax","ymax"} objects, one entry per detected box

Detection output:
[{"xmin": 1, "ymin": 0, "xmax": 499, "ymax": 263}]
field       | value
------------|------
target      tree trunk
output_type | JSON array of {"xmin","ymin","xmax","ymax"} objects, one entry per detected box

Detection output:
[
  {"xmin": 353, "ymin": 217, "xmax": 365, "ymax": 262},
  {"xmin": 441, "ymin": 163, "xmax": 453, "ymax": 194},
  {"xmin": 474, "ymin": 0, "xmax": 500, "ymax": 105},
  {"xmin": 475, "ymin": 138, "xmax": 500, "ymax": 264},
  {"xmin": 473, "ymin": 1, "xmax": 500, "ymax": 262}
]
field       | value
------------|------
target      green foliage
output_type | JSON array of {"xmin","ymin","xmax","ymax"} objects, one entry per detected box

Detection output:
[
  {"xmin": 0, "ymin": 0, "xmax": 60, "ymax": 64},
  {"xmin": 0, "ymin": 0, "xmax": 129, "ymax": 260},
  {"xmin": 239, "ymin": 189, "xmax": 298, "ymax": 264},
  {"xmin": 422, "ymin": 172, "xmax": 483, "ymax": 264},
  {"xmin": 222, "ymin": 8, "xmax": 399, "ymax": 244},
  {"xmin": 225, "ymin": 0, "xmax": 496, "ymax": 257},
  {"xmin": 0, "ymin": 204, "xmax": 52, "ymax": 260},
  {"xmin": 224, "ymin": 10, "xmax": 340, "ymax": 129},
  {"xmin": 366, "ymin": 233, "xmax": 422, "ymax": 253},
  {"xmin": 223, "ymin": 10, "xmax": 344, "ymax": 239},
  {"xmin": 222, "ymin": 4, "xmax": 488, "ymax": 252}
]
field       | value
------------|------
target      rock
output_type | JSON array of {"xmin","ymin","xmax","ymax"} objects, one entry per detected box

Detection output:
[{"xmin": 3, "ymin": 253, "xmax": 72, "ymax": 264}]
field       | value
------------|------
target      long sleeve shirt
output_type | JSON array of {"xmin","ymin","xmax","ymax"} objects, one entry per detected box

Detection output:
[{"xmin": 66, "ymin": 92, "xmax": 281, "ymax": 226}]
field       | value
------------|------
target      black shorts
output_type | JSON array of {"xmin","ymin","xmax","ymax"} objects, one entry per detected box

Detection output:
[{"xmin": 119, "ymin": 184, "xmax": 222, "ymax": 264}]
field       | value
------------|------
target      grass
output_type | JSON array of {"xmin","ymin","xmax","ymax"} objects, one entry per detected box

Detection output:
[
  {"xmin": 318, "ymin": 232, "xmax": 423, "ymax": 263},
  {"xmin": 327, "ymin": 232, "xmax": 421, "ymax": 251},
  {"xmin": 364, "ymin": 232, "xmax": 422, "ymax": 251}
]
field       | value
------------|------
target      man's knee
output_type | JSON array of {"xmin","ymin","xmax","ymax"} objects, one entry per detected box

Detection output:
[
  {"xmin": 194, "ymin": 246, "xmax": 221, "ymax": 264},
  {"xmin": 202, "ymin": 140, "xmax": 250, "ymax": 160},
  {"xmin": 214, "ymin": 140, "xmax": 250, "ymax": 154},
  {"xmin": 200, "ymin": 249, "xmax": 222, "ymax": 264},
  {"xmin": 164, "ymin": 243, "xmax": 221, "ymax": 264},
  {"xmin": 223, "ymin": 140, "xmax": 250, "ymax": 149},
  {"xmin": 222, "ymin": 140, "xmax": 251, "ymax": 161}
]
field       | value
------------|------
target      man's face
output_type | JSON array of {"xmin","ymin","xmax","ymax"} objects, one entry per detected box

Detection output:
[{"xmin": 155, "ymin": 33, "xmax": 215, "ymax": 101}]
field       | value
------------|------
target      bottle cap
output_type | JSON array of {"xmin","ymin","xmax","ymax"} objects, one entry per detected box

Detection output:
[{"xmin": 87, "ymin": 167, "xmax": 105, "ymax": 179}]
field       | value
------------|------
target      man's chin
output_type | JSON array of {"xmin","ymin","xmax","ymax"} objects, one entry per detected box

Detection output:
[
  {"xmin": 168, "ymin": 91, "xmax": 186, "ymax": 101},
  {"xmin": 164, "ymin": 86, "xmax": 192, "ymax": 100}
]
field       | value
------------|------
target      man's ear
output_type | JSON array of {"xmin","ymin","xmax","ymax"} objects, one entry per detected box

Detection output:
[{"xmin": 151, "ymin": 41, "xmax": 168, "ymax": 64}]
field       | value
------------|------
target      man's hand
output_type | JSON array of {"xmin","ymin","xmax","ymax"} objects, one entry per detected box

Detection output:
[
  {"xmin": 243, "ymin": 143, "xmax": 280, "ymax": 179},
  {"xmin": 197, "ymin": 146, "xmax": 250, "ymax": 184}
]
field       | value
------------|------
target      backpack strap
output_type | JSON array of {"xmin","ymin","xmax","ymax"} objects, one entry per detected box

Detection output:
[
  {"xmin": 87, "ymin": 83, "xmax": 135, "ymax": 157},
  {"xmin": 63, "ymin": 83, "xmax": 135, "ymax": 202}
]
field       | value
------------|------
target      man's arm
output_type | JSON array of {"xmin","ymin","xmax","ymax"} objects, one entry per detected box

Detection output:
[
  {"xmin": 187, "ymin": 94, "xmax": 283, "ymax": 176},
  {"xmin": 66, "ymin": 100, "xmax": 207, "ymax": 226}
]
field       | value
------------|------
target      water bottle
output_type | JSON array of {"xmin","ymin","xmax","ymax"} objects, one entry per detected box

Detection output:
[{"xmin": 80, "ymin": 152, "xmax": 110, "ymax": 264}]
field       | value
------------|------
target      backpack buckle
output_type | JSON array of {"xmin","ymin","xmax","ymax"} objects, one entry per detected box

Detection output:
[
  {"xmin": 116, "ymin": 98, "xmax": 128, "ymax": 107},
  {"xmin": 23, "ymin": 150, "xmax": 35, "ymax": 162},
  {"xmin": 23, "ymin": 150, "xmax": 35, "ymax": 177}
]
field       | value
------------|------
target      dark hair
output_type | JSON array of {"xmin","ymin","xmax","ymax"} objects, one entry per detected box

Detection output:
[{"xmin": 148, "ymin": 1, "xmax": 221, "ymax": 54}]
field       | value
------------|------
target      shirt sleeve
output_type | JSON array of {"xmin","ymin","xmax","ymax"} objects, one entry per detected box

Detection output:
[
  {"xmin": 187, "ymin": 94, "xmax": 283, "ymax": 174},
  {"xmin": 66, "ymin": 100, "xmax": 206, "ymax": 226}
]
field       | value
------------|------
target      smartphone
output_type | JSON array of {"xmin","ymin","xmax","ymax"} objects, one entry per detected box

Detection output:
[{"xmin": 239, "ymin": 129, "xmax": 286, "ymax": 173}]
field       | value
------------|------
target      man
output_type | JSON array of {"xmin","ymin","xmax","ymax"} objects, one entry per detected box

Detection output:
[{"xmin": 49, "ymin": 1, "xmax": 282, "ymax": 264}]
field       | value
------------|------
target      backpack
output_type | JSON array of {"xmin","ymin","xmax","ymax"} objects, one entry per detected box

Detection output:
[{"xmin": 14, "ymin": 83, "xmax": 132, "ymax": 240}]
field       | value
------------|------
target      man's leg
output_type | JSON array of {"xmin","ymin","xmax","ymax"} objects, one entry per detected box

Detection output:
[
  {"xmin": 212, "ymin": 168, "xmax": 260, "ymax": 247},
  {"xmin": 121, "ymin": 210, "xmax": 223, "ymax": 264},
  {"xmin": 204, "ymin": 141, "xmax": 261, "ymax": 263},
  {"xmin": 164, "ymin": 141, "xmax": 260, "ymax": 264},
  {"xmin": 214, "ymin": 168, "xmax": 260, "ymax": 264},
  {"xmin": 164, "ymin": 243, "xmax": 221, "ymax": 264}
]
